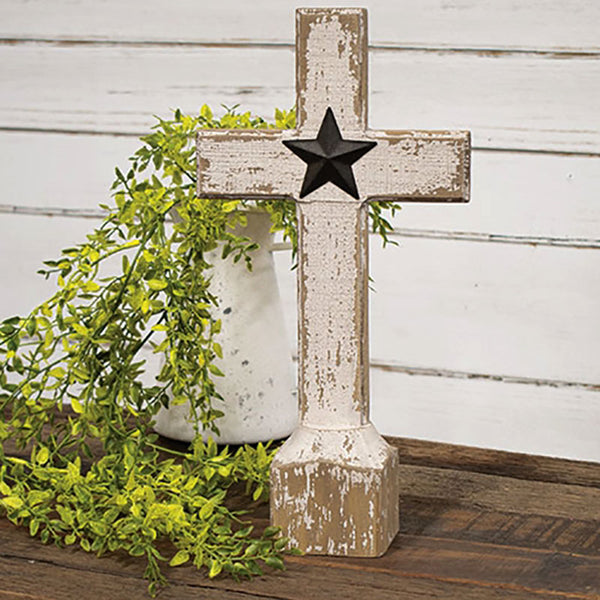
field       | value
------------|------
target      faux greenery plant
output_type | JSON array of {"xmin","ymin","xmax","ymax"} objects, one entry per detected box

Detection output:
[{"xmin": 0, "ymin": 105, "xmax": 399, "ymax": 594}]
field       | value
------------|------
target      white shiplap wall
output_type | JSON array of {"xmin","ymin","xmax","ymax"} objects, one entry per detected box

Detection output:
[{"xmin": 1, "ymin": 0, "xmax": 599, "ymax": 461}]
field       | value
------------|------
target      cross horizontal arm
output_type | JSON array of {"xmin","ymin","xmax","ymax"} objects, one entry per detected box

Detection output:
[
  {"xmin": 356, "ymin": 130, "xmax": 470, "ymax": 202},
  {"xmin": 196, "ymin": 129, "xmax": 301, "ymax": 199}
]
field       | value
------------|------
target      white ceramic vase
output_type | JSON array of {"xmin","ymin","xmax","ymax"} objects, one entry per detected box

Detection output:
[{"xmin": 152, "ymin": 210, "xmax": 297, "ymax": 444}]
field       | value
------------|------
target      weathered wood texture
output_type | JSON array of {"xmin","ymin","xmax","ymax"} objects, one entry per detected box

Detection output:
[
  {"xmin": 196, "ymin": 8, "xmax": 425, "ymax": 556},
  {"xmin": 1, "ymin": 416, "xmax": 599, "ymax": 599},
  {"xmin": 1, "ymin": 1, "xmax": 599, "ymax": 461}
]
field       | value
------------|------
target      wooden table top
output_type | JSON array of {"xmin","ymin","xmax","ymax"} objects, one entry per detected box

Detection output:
[{"xmin": 1, "ymin": 429, "xmax": 599, "ymax": 599}]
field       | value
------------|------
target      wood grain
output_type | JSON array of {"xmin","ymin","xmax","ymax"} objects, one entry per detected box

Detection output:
[
  {"xmin": 391, "ymin": 437, "xmax": 600, "ymax": 488},
  {"xmin": 398, "ymin": 497, "xmax": 600, "ymax": 555},
  {"xmin": 1, "ymin": 423, "xmax": 599, "ymax": 599},
  {"xmin": 396, "ymin": 465, "xmax": 600, "ymax": 521},
  {"xmin": 0, "ymin": 556, "xmax": 253, "ymax": 600},
  {"xmin": 3, "ymin": 552, "xmax": 593, "ymax": 600}
]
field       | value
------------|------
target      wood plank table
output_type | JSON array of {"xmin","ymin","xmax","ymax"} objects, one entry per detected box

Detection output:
[{"xmin": 1, "ymin": 428, "xmax": 599, "ymax": 599}]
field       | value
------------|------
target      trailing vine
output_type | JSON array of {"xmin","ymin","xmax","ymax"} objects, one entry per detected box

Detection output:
[{"xmin": 0, "ymin": 105, "xmax": 399, "ymax": 594}]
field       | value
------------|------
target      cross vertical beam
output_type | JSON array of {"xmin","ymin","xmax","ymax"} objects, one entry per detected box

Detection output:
[
  {"xmin": 296, "ymin": 201, "xmax": 370, "ymax": 429},
  {"xmin": 296, "ymin": 8, "xmax": 368, "ymax": 133},
  {"xmin": 196, "ymin": 7, "xmax": 470, "ymax": 557},
  {"xmin": 294, "ymin": 9, "xmax": 371, "ymax": 432},
  {"xmin": 269, "ymin": 9, "xmax": 399, "ymax": 556}
]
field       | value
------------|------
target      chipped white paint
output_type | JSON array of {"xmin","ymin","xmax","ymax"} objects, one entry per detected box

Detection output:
[
  {"xmin": 270, "ymin": 424, "xmax": 400, "ymax": 554},
  {"xmin": 296, "ymin": 8, "xmax": 367, "ymax": 133},
  {"xmin": 197, "ymin": 131, "xmax": 301, "ymax": 199},
  {"xmin": 297, "ymin": 201, "xmax": 369, "ymax": 429},
  {"xmin": 197, "ymin": 130, "xmax": 470, "ymax": 204},
  {"xmin": 359, "ymin": 132, "xmax": 470, "ymax": 201},
  {"xmin": 196, "ymin": 7, "xmax": 470, "ymax": 555}
]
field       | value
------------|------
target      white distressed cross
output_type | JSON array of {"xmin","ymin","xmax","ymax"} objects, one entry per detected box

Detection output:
[{"xmin": 196, "ymin": 8, "xmax": 470, "ymax": 556}]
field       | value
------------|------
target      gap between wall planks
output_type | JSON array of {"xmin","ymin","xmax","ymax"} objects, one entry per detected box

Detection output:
[
  {"xmin": 2, "ymin": 0, "xmax": 600, "ymax": 53},
  {"xmin": 2, "ymin": 207, "xmax": 598, "ymax": 250},
  {"xmin": 0, "ymin": 45, "xmax": 599, "ymax": 154}
]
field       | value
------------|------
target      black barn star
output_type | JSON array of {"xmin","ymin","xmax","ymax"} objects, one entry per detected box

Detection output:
[{"xmin": 283, "ymin": 107, "xmax": 377, "ymax": 199}]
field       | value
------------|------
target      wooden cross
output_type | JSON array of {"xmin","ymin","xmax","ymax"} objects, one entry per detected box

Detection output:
[{"xmin": 196, "ymin": 8, "xmax": 470, "ymax": 556}]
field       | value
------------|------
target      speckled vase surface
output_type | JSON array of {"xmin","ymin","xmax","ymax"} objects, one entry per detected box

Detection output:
[{"xmin": 153, "ymin": 210, "xmax": 297, "ymax": 444}]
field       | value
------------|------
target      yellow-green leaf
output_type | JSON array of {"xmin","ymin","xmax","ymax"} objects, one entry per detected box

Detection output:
[
  {"xmin": 169, "ymin": 550, "xmax": 190, "ymax": 567},
  {"xmin": 252, "ymin": 485, "xmax": 264, "ymax": 502},
  {"xmin": 72, "ymin": 323, "xmax": 89, "ymax": 337},
  {"xmin": 48, "ymin": 367, "xmax": 66, "ymax": 379},
  {"xmin": 171, "ymin": 394, "xmax": 187, "ymax": 406},
  {"xmin": 200, "ymin": 104, "xmax": 213, "ymax": 121},
  {"xmin": 199, "ymin": 499, "xmax": 215, "ymax": 519},
  {"xmin": 265, "ymin": 556, "xmax": 285, "ymax": 570},
  {"xmin": 29, "ymin": 519, "xmax": 40, "ymax": 536},
  {"xmin": 208, "ymin": 364, "xmax": 224, "ymax": 377},
  {"xmin": 83, "ymin": 281, "xmax": 100, "ymax": 292},
  {"xmin": 36, "ymin": 447, "xmax": 50, "ymax": 465},
  {"xmin": 222, "ymin": 201, "xmax": 239, "ymax": 213},
  {"xmin": 147, "ymin": 279, "xmax": 167, "ymax": 291},
  {"xmin": 217, "ymin": 464, "xmax": 232, "ymax": 478},
  {"xmin": 208, "ymin": 560, "xmax": 222, "ymax": 578},
  {"xmin": 2, "ymin": 496, "xmax": 23, "ymax": 509},
  {"xmin": 71, "ymin": 398, "xmax": 84, "ymax": 414},
  {"xmin": 120, "ymin": 239, "xmax": 140, "ymax": 250}
]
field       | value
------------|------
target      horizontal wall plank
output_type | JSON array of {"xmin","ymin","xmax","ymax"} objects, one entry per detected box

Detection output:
[
  {"xmin": 0, "ymin": 45, "xmax": 294, "ymax": 136},
  {"xmin": 370, "ymin": 238, "xmax": 600, "ymax": 385},
  {"xmin": 273, "ymin": 239, "xmax": 600, "ymax": 385},
  {"xmin": 2, "ymin": 214, "xmax": 598, "ymax": 386},
  {"xmin": 371, "ymin": 368, "xmax": 600, "ymax": 462},
  {"xmin": 7, "ymin": 134, "xmax": 600, "ymax": 238},
  {"xmin": 370, "ymin": 51, "xmax": 600, "ymax": 154},
  {"xmin": 1, "ymin": 0, "xmax": 599, "ymax": 53},
  {"xmin": 4, "ymin": 133, "xmax": 600, "ymax": 241},
  {"xmin": 1, "ymin": 132, "xmax": 140, "ymax": 210},
  {"xmin": 1, "ymin": 46, "xmax": 599, "ymax": 154},
  {"xmin": 0, "ymin": 215, "xmax": 97, "ymax": 318},
  {"xmin": 377, "ymin": 150, "xmax": 600, "ymax": 241}
]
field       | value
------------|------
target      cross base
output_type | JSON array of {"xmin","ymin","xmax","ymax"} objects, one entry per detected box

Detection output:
[{"xmin": 270, "ymin": 424, "xmax": 400, "ymax": 556}]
